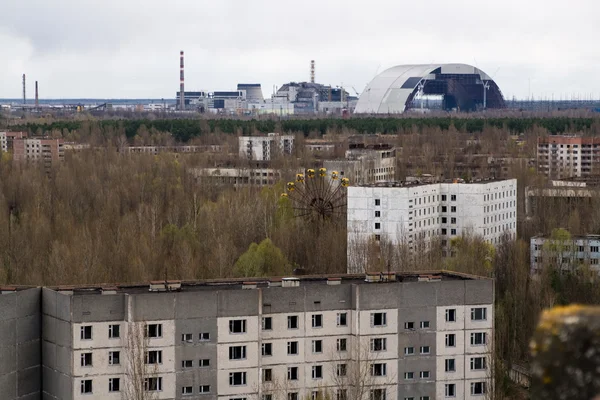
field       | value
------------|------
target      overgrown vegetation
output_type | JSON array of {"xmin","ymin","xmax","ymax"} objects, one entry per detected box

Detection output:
[
  {"xmin": 9, "ymin": 116, "xmax": 600, "ymax": 141},
  {"xmin": 3, "ymin": 115, "xmax": 600, "ymax": 399}
]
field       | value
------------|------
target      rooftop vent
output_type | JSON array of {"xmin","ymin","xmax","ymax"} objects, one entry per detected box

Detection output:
[
  {"xmin": 327, "ymin": 277, "xmax": 342, "ymax": 286},
  {"xmin": 418, "ymin": 274, "xmax": 442, "ymax": 282},
  {"xmin": 149, "ymin": 280, "xmax": 182, "ymax": 292},
  {"xmin": 269, "ymin": 278, "xmax": 282, "ymax": 287},
  {"xmin": 365, "ymin": 272, "xmax": 381, "ymax": 283},
  {"xmin": 101, "ymin": 287, "xmax": 118, "ymax": 295},
  {"xmin": 149, "ymin": 281, "xmax": 166, "ymax": 292},
  {"xmin": 0, "ymin": 287, "xmax": 17, "ymax": 294},
  {"xmin": 365, "ymin": 272, "xmax": 397, "ymax": 282},
  {"xmin": 282, "ymin": 277, "xmax": 300, "ymax": 288}
]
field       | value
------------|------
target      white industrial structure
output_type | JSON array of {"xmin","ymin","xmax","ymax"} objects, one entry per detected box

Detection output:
[
  {"xmin": 347, "ymin": 179, "xmax": 517, "ymax": 272},
  {"xmin": 239, "ymin": 133, "xmax": 294, "ymax": 161},
  {"xmin": 354, "ymin": 64, "xmax": 504, "ymax": 114}
]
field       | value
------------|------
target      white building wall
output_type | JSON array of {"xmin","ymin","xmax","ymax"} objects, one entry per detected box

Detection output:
[
  {"xmin": 238, "ymin": 135, "xmax": 295, "ymax": 161},
  {"xmin": 434, "ymin": 304, "xmax": 493, "ymax": 400},
  {"xmin": 71, "ymin": 320, "xmax": 176, "ymax": 399},
  {"xmin": 347, "ymin": 179, "xmax": 517, "ymax": 273}
]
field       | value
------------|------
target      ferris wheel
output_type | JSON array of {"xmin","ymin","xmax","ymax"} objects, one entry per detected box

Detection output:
[{"xmin": 282, "ymin": 168, "xmax": 349, "ymax": 221}]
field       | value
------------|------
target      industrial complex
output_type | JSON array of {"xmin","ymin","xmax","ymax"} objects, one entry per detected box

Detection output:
[{"xmin": 3, "ymin": 52, "xmax": 599, "ymax": 115}]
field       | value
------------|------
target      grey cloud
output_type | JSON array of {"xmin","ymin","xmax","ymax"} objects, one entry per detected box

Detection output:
[{"xmin": 1, "ymin": 0, "xmax": 599, "ymax": 98}]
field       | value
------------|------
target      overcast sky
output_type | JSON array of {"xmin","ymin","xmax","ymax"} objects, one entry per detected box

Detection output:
[{"xmin": 1, "ymin": 0, "xmax": 598, "ymax": 100}]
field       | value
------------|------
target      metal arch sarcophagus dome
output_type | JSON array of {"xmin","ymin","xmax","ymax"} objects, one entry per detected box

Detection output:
[{"xmin": 354, "ymin": 63, "xmax": 505, "ymax": 114}]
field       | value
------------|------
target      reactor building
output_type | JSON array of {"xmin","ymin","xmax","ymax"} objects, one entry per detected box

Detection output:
[{"xmin": 354, "ymin": 63, "xmax": 505, "ymax": 114}]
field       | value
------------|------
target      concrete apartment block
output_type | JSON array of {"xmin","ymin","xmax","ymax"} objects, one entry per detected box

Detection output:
[
  {"xmin": 347, "ymin": 179, "xmax": 517, "ymax": 273},
  {"xmin": 537, "ymin": 135, "xmax": 600, "ymax": 179},
  {"xmin": 0, "ymin": 273, "xmax": 493, "ymax": 400},
  {"xmin": 530, "ymin": 234, "xmax": 600, "ymax": 274},
  {"xmin": 0, "ymin": 287, "xmax": 41, "ymax": 400},
  {"xmin": 34, "ymin": 272, "xmax": 492, "ymax": 400},
  {"xmin": 239, "ymin": 134, "xmax": 294, "ymax": 161}
]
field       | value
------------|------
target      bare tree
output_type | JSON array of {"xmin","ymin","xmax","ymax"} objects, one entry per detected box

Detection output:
[
  {"xmin": 123, "ymin": 321, "xmax": 158, "ymax": 400},
  {"xmin": 328, "ymin": 337, "xmax": 397, "ymax": 400}
]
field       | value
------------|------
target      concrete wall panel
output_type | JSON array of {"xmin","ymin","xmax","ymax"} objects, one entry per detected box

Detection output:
[
  {"xmin": 71, "ymin": 294, "xmax": 125, "ymax": 322},
  {"xmin": 464, "ymin": 280, "xmax": 494, "ymax": 305},
  {"xmin": 17, "ymin": 341, "xmax": 41, "ymax": 370},
  {"xmin": 0, "ymin": 346, "xmax": 16, "ymax": 375},
  {"xmin": 175, "ymin": 291, "xmax": 219, "ymax": 319},
  {"xmin": 132, "ymin": 293, "xmax": 176, "ymax": 321},
  {"xmin": 262, "ymin": 287, "xmax": 305, "ymax": 314},
  {"xmin": 17, "ymin": 365, "xmax": 40, "ymax": 397},
  {"xmin": 356, "ymin": 284, "xmax": 399, "ymax": 310},
  {"xmin": 304, "ymin": 284, "xmax": 353, "ymax": 312},
  {"xmin": 0, "ymin": 318, "xmax": 16, "ymax": 347},
  {"xmin": 0, "ymin": 371, "xmax": 16, "ymax": 399},
  {"xmin": 399, "ymin": 282, "xmax": 438, "ymax": 308},
  {"xmin": 0, "ymin": 293, "xmax": 16, "ymax": 321},
  {"xmin": 17, "ymin": 313, "xmax": 40, "ymax": 344},
  {"xmin": 16, "ymin": 288, "xmax": 40, "ymax": 317},
  {"xmin": 437, "ymin": 281, "xmax": 466, "ymax": 306},
  {"xmin": 218, "ymin": 290, "xmax": 259, "ymax": 317}
]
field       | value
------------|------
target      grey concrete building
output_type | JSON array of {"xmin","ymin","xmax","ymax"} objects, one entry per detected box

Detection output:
[
  {"xmin": 0, "ymin": 287, "xmax": 41, "ymax": 400},
  {"xmin": 1, "ymin": 272, "xmax": 493, "ymax": 400}
]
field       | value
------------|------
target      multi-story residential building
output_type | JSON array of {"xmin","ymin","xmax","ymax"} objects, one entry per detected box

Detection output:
[
  {"xmin": 324, "ymin": 144, "xmax": 396, "ymax": 185},
  {"xmin": 0, "ymin": 271, "xmax": 493, "ymax": 400},
  {"xmin": 530, "ymin": 234, "xmax": 600, "ymax": 274},
  {"xmin": 12, "ymin": 138, "xmax": 64, "ymax": 166},
  {"xmin": 537, "ymin": 136, "xmax": 600, "ymax": 179},
  {"xmin": 121, "ymin": 145, "xmax": 223, "ymax": 155},
  {"xmin": 0, "ymin": 131, "xmax": 27, "ymax": 153},
  {"xmin": 239, "ymin": 133, "xmax": 294, "ymax": 161},
  {"xmin": 524, "ymin": 177, "xmax": 600, "ymax": 217},
  {"xmin": 347, "ymin": 179, "xmax": 517, "ymax": 272},
  {"xmin": 190, "ymin": 167, "xmax": 284, "ymax": 188},
  {"xmin": 304, "ymin": 139, "xmax": 339, "ymax": 156}
]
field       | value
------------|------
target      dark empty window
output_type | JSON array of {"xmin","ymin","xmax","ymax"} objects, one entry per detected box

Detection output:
[{"xmin": 229, "ymin": 320, "xmax": 247, "ymax": 334}]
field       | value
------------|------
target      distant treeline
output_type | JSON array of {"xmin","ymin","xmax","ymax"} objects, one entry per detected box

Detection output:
[{"xmin": 11, "ymin": 116, "xmax": 599, "ymax": 142}]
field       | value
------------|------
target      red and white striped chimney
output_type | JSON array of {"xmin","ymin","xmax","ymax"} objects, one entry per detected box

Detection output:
[{"xmin": 179, "ymin": 51, "xmax": 185, "ymax": 110}]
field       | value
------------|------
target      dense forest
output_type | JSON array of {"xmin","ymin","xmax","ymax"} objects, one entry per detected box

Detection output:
[
  {"xmin": 3, "ymin": 114, "xmax": 600, "ymax": 398},
  {"xmin": 7, "ymin": 115, "xmax": 600, "ymax": 142}
]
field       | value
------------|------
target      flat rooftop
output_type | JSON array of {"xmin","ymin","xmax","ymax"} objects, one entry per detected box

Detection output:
[
  {"xmin": 532, "ymin": 234, "xmax": 600, "ymax": 241},
  {"xmin": 356, "ymin": 178, "xmax": 512, "ymax": 188},
  {"xmin": 34, "ymin": 270, "xmax": 489, "ymax": 296}
]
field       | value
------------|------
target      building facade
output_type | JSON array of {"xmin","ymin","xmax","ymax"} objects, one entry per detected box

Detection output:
[
  {"xmin": 0, "ymin": 131, "xmax": 27, "ymax": 154},
  {"xmin": 537, "ymin": 136, "xmax": 600, "ymax": 179},
  {"xmin": 0, "ymin": 272, "xmax": 493, "ymax": 400},
  {"xmin": 530, "ymin": 234, "xmax": 600, "ymax": 274},
  {"xmin": 239, "ymin": 134, "xmax": 294, "ymax": 161},
  {"xmin": 347, "ymin": 179, "xmax": 517, "ymax": 272},
  {"xmin": 324, "ymin": 145, "xmax": 396, "ymax": 186},
  {"xmin": 12, "ymin": 138, "xmax": 64, "ymax": 166},
  {"xmin": 190, "ymin": 168, "xmax": 283, "ymax": 188}
]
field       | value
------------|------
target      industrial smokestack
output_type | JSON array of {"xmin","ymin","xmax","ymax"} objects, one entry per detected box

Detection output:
[
  {"xmin": 22, "ymin": 74, "xmax": 26, "ymax": 104},
  {"xmin": 310, "ymin": 60, "xmax": 315, "ymax": 83},
  {"xmin": 35, "ymin": 81, "xmax": 39, "ymax": 108},
  {"xmin": 179, "ymin": 51, "xmax": 185, "ymax": 110}
]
